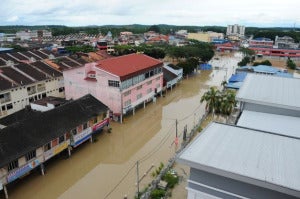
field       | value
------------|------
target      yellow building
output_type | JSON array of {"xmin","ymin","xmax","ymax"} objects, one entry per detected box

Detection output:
[{"xmin": 187, "ymin": 32, "xmax": 224, "ymax": 42}]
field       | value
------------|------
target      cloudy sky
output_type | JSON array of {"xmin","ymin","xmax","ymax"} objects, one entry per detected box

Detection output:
[{"xmin": 1, "ymin": 0, "xmax": 300, "ymax": 27}]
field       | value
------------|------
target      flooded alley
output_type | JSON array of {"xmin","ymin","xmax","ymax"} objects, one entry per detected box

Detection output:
[{"xmin": 6, "ymin": 53, "xmax": 241, "ymax": 199}]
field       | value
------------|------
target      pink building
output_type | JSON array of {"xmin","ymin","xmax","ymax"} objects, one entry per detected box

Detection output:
[{"xmin": 63, "ymin": 53, "xmax": 164, "ymax": 122}]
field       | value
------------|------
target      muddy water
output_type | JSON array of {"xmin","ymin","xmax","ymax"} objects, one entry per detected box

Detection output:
[{"xmin": 7, "ymin": 53, "xmax": 241, "ymax": 199}]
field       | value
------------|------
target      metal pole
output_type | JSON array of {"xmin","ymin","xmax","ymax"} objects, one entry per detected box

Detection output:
[
  {"xmin": 176, "ymin": 119, "xmax": 178, "ymax": 138},
  {"xmin": 136, "ymin": 161, "xmax": 139, "ymax": 197}
]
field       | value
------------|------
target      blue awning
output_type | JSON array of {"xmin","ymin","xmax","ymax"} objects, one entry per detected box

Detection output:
[{"xmin": 229, "ymin": 72, "xmax": 247, "ymax": 83}]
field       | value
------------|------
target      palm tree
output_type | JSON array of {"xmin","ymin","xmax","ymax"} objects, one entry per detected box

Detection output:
[
  {"xmin": 200, "ymin": 87, "xmax": 221, "ymax": 116},
  {"xmin": 221, "ymin": 80, "xmax": 227, "ymax": 91}
]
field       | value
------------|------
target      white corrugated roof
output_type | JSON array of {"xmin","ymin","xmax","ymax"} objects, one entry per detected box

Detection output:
[
  {"xmin": 177, "ymin": 122, "xmax": 300, "ymax": 197},
  {"xmin": 237, "ymin": 110, "xmax": 300, "ymax": 138},
  {"xmin": 236, "ymin": 74, "xmax": 300, "ymax": 110}
]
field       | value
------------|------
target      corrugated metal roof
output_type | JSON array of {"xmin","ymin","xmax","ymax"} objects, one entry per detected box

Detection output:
[
  {"xmin": 237, "ymin": 110, "xmax": 300, "ymax": 138},
  {"xmin": 177, "ymin": 122, "xmax": 300, "ymax": 197},
  {"xmin": 96, "ymin": 53, "xmax": 163, "ymax": 81},
  {"xmin": 236, "ymin": 74, "xmax": 300, "ymax": 111}
]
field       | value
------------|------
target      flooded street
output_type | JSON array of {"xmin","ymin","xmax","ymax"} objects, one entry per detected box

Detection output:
[{"xmin": 7, "ymin": 53, "xmax": 241, "ymax": 199}]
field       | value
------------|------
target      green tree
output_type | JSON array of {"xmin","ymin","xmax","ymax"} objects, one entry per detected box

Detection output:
[
  {"xmin": 286, "ymin": 57, "xmax": 296, "ymax": 69},
  {"xmin": 148, "ymin": 25, "xmax": 161, "ymax": 33},
  {"xmin": 239, "ymin": 47, "xmax": 255, "ymax": 57},
  {"xmin": 219, "ymin": 90, "xmax": 236, "ymax": 115},
  {"xmin": 200, "ymin": 87, "xmax": 221, "ymax": 115},
  {"xmin": 238, "ymin": 56, "xmax": 251, "ymax": 66},
  {"xmin": 253, "ymin": 60, "xmax": 272, "ymax": 66}
]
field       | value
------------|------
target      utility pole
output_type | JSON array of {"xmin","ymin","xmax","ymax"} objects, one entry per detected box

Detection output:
[
  {"xmin": 175, "ymin": 119, "xmax": 179, "ymax": 145},
  {"xmin": 136, "ymin": 161, "xmax": 140, "ymax": 198}
]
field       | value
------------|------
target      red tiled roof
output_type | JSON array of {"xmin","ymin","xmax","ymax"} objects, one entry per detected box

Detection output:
[{"xmin": 96, "ymin": 54, "xmax": 163, "ymax": 80}]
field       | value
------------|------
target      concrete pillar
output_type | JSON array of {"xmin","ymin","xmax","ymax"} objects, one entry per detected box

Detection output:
[
  {"xmin": 143, "ymin": 101, "xmax": 146, "ymax": 109},
  {"xmin": 68, "ymin": 147, "xmax": 72, "ymax": 157},
  {"xmin": 90, "ymin": 136, "xmax": 93, "ymax": 143},
  {"xmin": 3, "ymin": 185, "xmax": 8, "ymax": 199},
  {"xmin": 133, "ymin": 107, "xmax": 135, "ymax": 115},
  {"xmin": 40, "ymin": 163, "xmax": 45, "ymax": 176}
]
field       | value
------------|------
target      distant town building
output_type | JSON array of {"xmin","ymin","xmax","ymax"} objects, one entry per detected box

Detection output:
[
  {"xmin": 226, "ymin": 24, "xmax": 245, "ymax": 40},
  {"xmin": 187, "ymin": 31, "xmax": 224, "ymax": 43},
  {"xmin": 249, "ymin": 37, "xmax": 274, "ymax": 48},
  {"xmin": 274, "ymin": 36, "xmax": 299, "ymax": 49},
  {"xmin": 16, "ymin": 30, "xmax": 52, "ymax": 41}
]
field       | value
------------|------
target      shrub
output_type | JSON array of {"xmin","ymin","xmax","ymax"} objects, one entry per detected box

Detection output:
[{"xmin": 150, "ymin": 189, "xmax": 166, "ymax": 199}]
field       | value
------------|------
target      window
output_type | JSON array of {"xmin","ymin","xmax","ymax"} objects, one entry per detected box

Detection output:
[
  {"xmin": 27, "ymin": 85, "xmax": 36, "ymax": 95},
  {"xmin": 147, "ymin": 80, "xmax": 152, "ymax": 85},
  {"xmin": 59, "ymin": 135, "xmax": 65, "ymax": 144},
  {"xmin": 0, "ymin": 92, "xmax": 11, "ymax": 103},
  {"xmin": 71, "ymin": 128, "xmax": 77, "ymax": 135},
  {"xmin": 136, "ymin": 93, "xmax": 142, "ymax": 100},
  {"xmin": 59, "ymin": 87, "xmax": 65, "ymax": 93},
  {"xmin": 136, "ymin": 85, "xmax": 142, "ymax": 90},
  {"xmin": 77, "ymin": 125, "xmax": 83, "ymax": 133},
  {"xmin": 123, "ymin": 90, "xmax": 131, "ymax": 97},
  {"xmin": 6, "ymin": 103, "xmax": 13, "ymax": 110},
  {"xmin": 65, "ymin": 132, "xmax": 71, "ymax": 140},
  {"xmin": 156, "ymin": 77, "xmax": 160, "ymax": 81},
  {"xmin": 37, "ymin": 83, "xmax": 46, "ymax": 92},
  {"xmin": 44, "ymin": 142, "xmax": 51, "ymax": 151},
  {"xmin": 52, "ymin": 138, "xmax": 58, "ymax": 147},
  {"xmin": 108, "ymin": 80, "xmax": 120, "ymax": 88},
  {"xmin": 83, "ymin": 122, "xmax": 88, "ymax": 129},
  {"xmin": 93, "ymin": 117, "xmax": 98, "ymax": 124},
  {"xmin": 8, "ymin": 160, "xmax": 19, "ymax": 171},
  {"xmin": 124, "ymin": 99, "xmax": 131, "ymax": 107},
  {"xmin": 150, "ymin": 70, "xmax": 154, "ymax": 77},
  {"xmin": 25, "ymin": 150, "xmax": 36, "ymax": 161}
]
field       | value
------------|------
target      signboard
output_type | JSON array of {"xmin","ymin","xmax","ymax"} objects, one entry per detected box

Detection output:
[
  {"xmin": 7, "ymin": 159, "xmax": 40, "ymax": 183},
  {"xmin": 92, "ymin": 118, "xmax": 109, "ymax": 131},
  {"xmin": 72, "ymin": 127, "xmax": 92, "ymax": 147},
  {"xmin": 44, "ymin": 142, "xmax": 69, "ymax": 161}
]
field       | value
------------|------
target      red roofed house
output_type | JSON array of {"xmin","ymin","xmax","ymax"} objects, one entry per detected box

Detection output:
[{"xmin": 63, "ymin": 53, "xmax": 163, "ymax": 122}]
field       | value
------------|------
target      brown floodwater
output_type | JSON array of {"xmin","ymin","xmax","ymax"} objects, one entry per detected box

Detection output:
[{"xmin": 6, "ymin": 53, "xmax": 241, "ymax": 199}]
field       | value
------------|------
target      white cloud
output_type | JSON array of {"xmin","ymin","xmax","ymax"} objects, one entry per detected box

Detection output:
[
  {"xmin": 0, "ymin": 0, "xmax": 300, "ymax": 27},
  {"xmin": 6, "ymin": 15, "xmax": 19, "ymax": 22}
]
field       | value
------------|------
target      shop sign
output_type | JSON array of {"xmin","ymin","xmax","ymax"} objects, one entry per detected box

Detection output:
[
  {"xmin": 72, "ymin": 127, "xmax": 92, "ymax": 147},
  {"xmin": 93, "ymin": 118, "xmax": 109, "ymax": 131},
  {"xmin": 7, "ymin": 159, "xmax": 40, "ymax": 183},
  {"xmin": 44, "ymin": 142, "xmax": 69, "ymax": 161}
]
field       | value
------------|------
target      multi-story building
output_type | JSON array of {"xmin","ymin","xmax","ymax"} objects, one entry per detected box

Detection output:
[
  {"xmin": 226, "ymin": 24, "xmax": 245, "ymax": 40},
  {"xmin": 64, "ymin": 53, "xmax": 164, "ymax": 122},
  {"xmin": 0, "ymin": 94, "xmax": 109, "ymax": 199},
  {"xmin": 274, "ymin": 36, "xmax": 299, "ymax": 49},
  {"xmin": 16, "ymin": 30, "xmax": 52, "ymax": 41},
  {"xmin": 249, "ymin": 37, "xmax": 274, "ymax": 48},
  {"xmin": 0, "ymin": 50, "xmax": 87, "ymax": 118}
]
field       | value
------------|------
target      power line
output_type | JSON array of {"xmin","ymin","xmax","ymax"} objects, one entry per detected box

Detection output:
[
  {"xmin": 139, "ymin": 123, "xmax": 176, "ymax": 163},
  {"xmin": 103, "ymin": 163, "xmax": 136, "ymax": 199}
]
